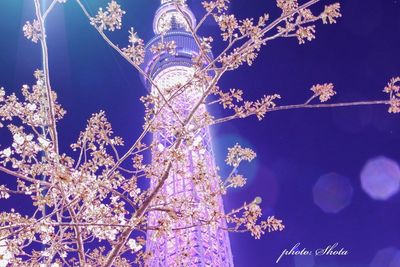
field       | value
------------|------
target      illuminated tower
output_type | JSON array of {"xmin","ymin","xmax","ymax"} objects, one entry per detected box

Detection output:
[{"xmin": 141, "ymin": 0, "xmax": 234, "ymax": 266}]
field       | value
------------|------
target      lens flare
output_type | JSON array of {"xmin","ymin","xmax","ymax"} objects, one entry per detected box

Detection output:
[
  {"xmin": 360, "ymin": 156, "xmax": 400, "ymax": 200},
  {"xmin": 294, "ymin": 253, "xmax": 314, "ymax": 267},
  {"xmin": 313, "ymin": 173, "xmax": 353, "ymax": 213},
  {"xmin": 370, "ymin": 247, "xmax": 400, "ymax": 267}
]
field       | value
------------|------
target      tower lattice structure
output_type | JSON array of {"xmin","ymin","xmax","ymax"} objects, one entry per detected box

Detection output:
[{"xmin": 141, "ymin": 1, "xmax": 234, "ymax": 266}]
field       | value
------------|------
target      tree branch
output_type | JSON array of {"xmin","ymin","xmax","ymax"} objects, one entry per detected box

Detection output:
[{"xmin": 33, "ymin": 0, "xmax": 59, "ymax": 154}]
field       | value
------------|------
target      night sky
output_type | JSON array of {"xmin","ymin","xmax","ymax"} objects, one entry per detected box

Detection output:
[{"xmin": 0, "ymin": 0, "xmax": 400, "ymax": 266}]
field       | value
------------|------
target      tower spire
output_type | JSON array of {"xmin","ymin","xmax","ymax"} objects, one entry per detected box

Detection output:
[
  {"xmin": 153, "ymin": 0, "xmax": 196, "ymax": 34},
  {"xmin": 161, "ymin": 0, "xmax": 186, "ymax": 4}
]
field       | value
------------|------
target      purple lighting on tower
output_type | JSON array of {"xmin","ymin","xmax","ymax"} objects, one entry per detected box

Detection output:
[{"xmin": 140, "ymin": 0, "xmax": 234, "ymax": 266}]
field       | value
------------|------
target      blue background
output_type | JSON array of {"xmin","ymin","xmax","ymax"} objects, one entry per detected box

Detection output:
[{"xmin": 0, "ymin": 0, "xmax": 399, "ymax": 266}]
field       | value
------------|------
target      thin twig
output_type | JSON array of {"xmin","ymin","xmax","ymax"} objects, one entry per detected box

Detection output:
[
  {"xmin": 213, "ymin": 100, "xmax": 390, "ymax": 125},
  {"xmin": 43, "ymin": 0, "xmax": 58, "ymax": 21},
  {"xmin": 0, "ymin": 166, "xmax": 51, "ymax": 186}
]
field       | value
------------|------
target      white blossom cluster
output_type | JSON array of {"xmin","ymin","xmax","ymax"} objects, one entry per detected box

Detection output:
[{"xmin": 90, "ymin": 0, "xmax": 125, "ymax": 31}]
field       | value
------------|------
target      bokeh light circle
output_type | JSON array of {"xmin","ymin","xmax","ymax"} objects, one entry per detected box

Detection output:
[
  {"xmin": 313, "ymin": 173, "xmax": 353, "ymax": 214},
  {"xmin": 361, "ymin": 156, "xmax": 400, "ymax": 200},
  {"xmin": 294, "ymin": 254, "xmax": 315, "ymax": 267},
  {"xmin": 370, "ymin": 247, "xmax": 400, "ymax": 267}
]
